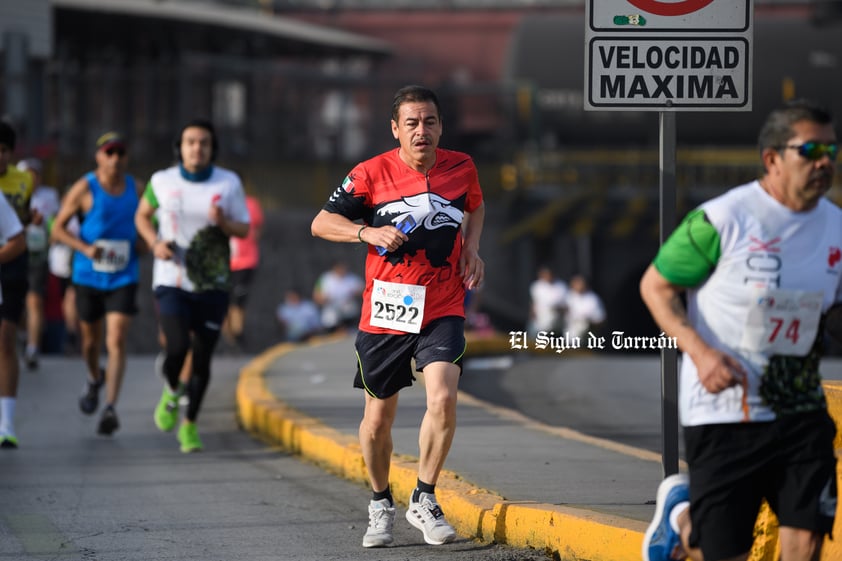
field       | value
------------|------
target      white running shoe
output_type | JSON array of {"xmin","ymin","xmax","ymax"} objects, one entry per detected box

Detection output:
[
  {"xmin": 362, "ymin": 498, "xmax": 395, "ymax": 548},
  {"xmin": 405, "ymin": 492, "xmax": 457, "ymax": 545}
]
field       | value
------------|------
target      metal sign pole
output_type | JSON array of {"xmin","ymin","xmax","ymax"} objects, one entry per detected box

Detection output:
[{"xmin": 659, "ymin": 111, "xmax": 680, "ymax": 477}]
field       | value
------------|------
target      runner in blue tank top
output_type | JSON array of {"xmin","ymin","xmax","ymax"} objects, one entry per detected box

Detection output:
[{"xmin": 52, "ymin": 132, "xmax": 145, "ymax": 437}]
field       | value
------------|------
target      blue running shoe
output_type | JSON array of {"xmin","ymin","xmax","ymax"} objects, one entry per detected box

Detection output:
[{"xmin": 643, "ymin": 473, "xmax": 689, "ymax": 561}]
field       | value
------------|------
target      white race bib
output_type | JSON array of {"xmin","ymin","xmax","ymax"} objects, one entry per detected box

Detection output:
[
  {"xmin": 93, "ymin": 239, "xmax": 130, "ymax": 273},
  {"xmin": 739, "ymin": 288, "xmax": 823, "ymax": 356},
  {"xmin": 369, "ymin": 279, "xmax": 426, "ymax": 333}
]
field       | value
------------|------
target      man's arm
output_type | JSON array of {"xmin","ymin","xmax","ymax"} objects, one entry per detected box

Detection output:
[
  {"xmin": 311, "ymin": 209, "xmax": 409, "ymax": 252},
  {"xmin": 135, "ymin": 195, "xmax": 176, "ymax": 261},
  {"xmin": 460, "ymin": 201, "xmax": 485, "ymax": 290},
  {"xmin": 0, "ymin": 231, "xmax": 25, "ymax": 264},
  {"xmin": 51, "ymin": 178, "xmax": 97, "ymax": 259},
  {"xmin": 639, "ymin": 264, "xmax": 744, "ymax": 393},
  {"xmin": 209, "ymin": 205, "xmax": 249, "ymax": 238}
]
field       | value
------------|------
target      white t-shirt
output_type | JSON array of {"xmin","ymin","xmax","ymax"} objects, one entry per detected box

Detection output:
[
  {"xmin": 565, "ymin": 290, "xmax": 606, "ymax": 338},
  {"xmin": 676, "ymin": 182, "xmax": 842, "ymax": 425},
  {"xmin": 0, "ymin": 192, "xmax": 24, "ymax": 304},
  {"xmin": 530, "ymin": 279, "xmax": 568, "ymax": 332},
  {"xmin": 30, "ymin": 185, "xmax": 60, "ymax": 218},
  {"xmin": 315, "ymin": 270, "xmax": 364, "ymax": 329},
  {"xmin": 147, "ymin": 166, "xmax": 250, "ymax": 293},
  {"xmin": 27, "ymin": 186, "xmax": 61, "ymax": 254}
]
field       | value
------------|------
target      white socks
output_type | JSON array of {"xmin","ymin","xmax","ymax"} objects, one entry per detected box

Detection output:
[{"xmin": 0, "ymin": 397, "xmax": 16, "ymax": 438}]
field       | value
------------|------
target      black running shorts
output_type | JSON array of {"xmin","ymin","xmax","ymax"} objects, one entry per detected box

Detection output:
[
  {"xmin": 353, "ymin": 316, "xmax": 466, "ymax": 399},
  {"xmin": 74, "ymin": 283, "xmax": 138, "ymax": 322},
  {"xmin": 0, "ymin": 278, "xmax": 28, "ymax": 324},
  {"xmin": 684, "ymin": 409, "xmax": 837, "ymax": 561}
]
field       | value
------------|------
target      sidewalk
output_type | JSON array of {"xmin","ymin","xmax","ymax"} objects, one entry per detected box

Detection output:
[
  {"xmin": 237, "ymin": 334, "xmax": 670, "ymax": 560},
  {"xmin": 236, "ymin": 333, "xmax": 842, "ymax": 561}
]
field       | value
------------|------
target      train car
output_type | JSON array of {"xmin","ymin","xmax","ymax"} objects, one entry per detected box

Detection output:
[{"xmin": 504, "ymin": 10, "xmax": 842, "ymax": 147}]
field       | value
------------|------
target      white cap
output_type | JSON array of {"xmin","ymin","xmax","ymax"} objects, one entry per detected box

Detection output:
[{"xmin": 17, "ymin": 158, "xmax": 42, "ymax": 174}]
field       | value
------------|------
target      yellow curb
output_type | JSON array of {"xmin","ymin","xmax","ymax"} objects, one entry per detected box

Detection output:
[{"xmin": 235, "ymin": 333, "xmax": 842, "ymax": 560}]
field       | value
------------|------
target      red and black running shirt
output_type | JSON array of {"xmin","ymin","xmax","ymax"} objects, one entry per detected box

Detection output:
[{"xmin": 322, "ymin": 147, "xmax": 484, "ymax": 334}]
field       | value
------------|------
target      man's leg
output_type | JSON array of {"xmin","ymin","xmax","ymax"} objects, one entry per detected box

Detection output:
[
  {"xmin": 63, "ymin": 286, "xmax": 79, "ymax": 352},
  {"xmin": 25, "ymin": 291, "xmax": 43, "ymax": 368},
  {"xmin": 78, "ymin": 319, "xmax": 103, "ymax": 383},
  {"xmin": 359, "ymin": 392, "xmax": 399, "ymax": 548},
  {"xmin": 417, "ymin": 361, "xmax": 460, "ymax": 485},
  {"xmin": 359, "ymin": 392, "xmax": 399, "ymax": 493},
  {"xmin": 0, "ymin": 318, "xmax": 20, "ymax": 445},
  {"xmin": 778, "ymin": 526, "xmax": 823, "ymax": 561},
  {"xmin": 404, "ymin": 361, "xmax": 460, "ymax": 545},
  {"xmin": 102, "ymin": 312, "xmax": 132, "ymax": 407}
]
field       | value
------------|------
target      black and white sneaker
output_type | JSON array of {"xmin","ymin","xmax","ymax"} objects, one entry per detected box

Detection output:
[
  {"xmin": 405, "ymin": 492, "xmax": 457, "ymax": 545},
  {"xmin": 362, "ymin": 498, "xmax": 395, "ymax": 548}
]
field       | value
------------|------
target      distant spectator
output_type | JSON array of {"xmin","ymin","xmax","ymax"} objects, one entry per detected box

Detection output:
[
  {"xmin": 564, "ymin": 274, "xmax": 605, "ymax": 339},
  {"xmin": 528, "ymin": 265, "xmax": 567, "ymax": 333},
  {"xmin": 223, "ymin": 192, "xmax": 264, "ymax": 349},
  {"xmin": 313, "ymin": 261, "xmax": 364, "ymax": 332},
  {"xmin": 276, "ymin": 288, "xmax": 322, "ymax": 342},
  {"xmin": 18, "ymin": 158, "xmax": 60, "ymax": 369}
]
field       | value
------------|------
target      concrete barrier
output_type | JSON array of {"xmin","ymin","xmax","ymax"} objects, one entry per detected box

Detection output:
[{"xmin": 235, "ymin": 335, "xmax": 842, "ymax": 561}]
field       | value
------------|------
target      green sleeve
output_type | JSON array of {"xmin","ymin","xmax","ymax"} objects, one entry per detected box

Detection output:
[
  {"xmin": 142, "ymin": 181, "xmax": 159, "ymax": 208},
  {"xmin": 652, "ymin": 208, "xmax": 721, "ymax": 287}
]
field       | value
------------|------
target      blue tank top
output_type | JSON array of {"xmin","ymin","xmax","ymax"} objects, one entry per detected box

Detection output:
[{"xmin": 72, "ymin": 172, "xmax": 140, "ymax": 289}]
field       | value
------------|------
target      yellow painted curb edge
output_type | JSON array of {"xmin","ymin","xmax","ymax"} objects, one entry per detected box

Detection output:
[
  {"xmin": 235, "ymin": 335, "xmax": 842, "ymax": 560},
  {"xmin": 235, "ymin": 335, "xmax": 646, "ymax": 560}
]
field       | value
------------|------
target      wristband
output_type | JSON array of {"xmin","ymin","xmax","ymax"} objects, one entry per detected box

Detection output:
[{"xmin": 357, "ymin": 225, "xmax": 367, "ymax": 243}]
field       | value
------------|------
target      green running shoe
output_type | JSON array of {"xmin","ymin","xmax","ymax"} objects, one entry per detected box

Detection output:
[
  {"xmin": 0, "ymin": 435, "xmax": 18, "ymax": 449},
  {"xmin": 177, "ymin": 422, "xmax": 203, "ymax": 453},
  {"xmin": 154, "ymin": 386, "xmax": 179, "ymax": 432}
]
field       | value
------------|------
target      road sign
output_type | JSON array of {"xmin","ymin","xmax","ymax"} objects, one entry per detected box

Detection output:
[{"xmin": 585, "ymin": 0, "xmax": 753, "ymax": 111}]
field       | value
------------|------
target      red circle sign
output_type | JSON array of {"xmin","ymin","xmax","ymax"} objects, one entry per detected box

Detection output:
[{"xmin": 626, "ymin": 0, "xmax": 715, "ymax": 16}]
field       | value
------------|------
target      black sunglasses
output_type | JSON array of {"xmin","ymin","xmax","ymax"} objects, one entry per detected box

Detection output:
[
  {"xmin": 104, "ymin": 147, "xmax": 126, "ymax": 157},
  {"xmin": 781, "ymin": 141, "xmax": 838, "ymax": 162}
]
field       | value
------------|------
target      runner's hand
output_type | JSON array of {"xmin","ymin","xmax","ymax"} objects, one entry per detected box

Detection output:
[
  {"xmin": 153, "ymin": 240, "xmax": 175, "ymax": 260},
  {"xmin": 459, "ymin": 247, "xmax": 484, "ymax": 290},
  {"xmin": 695, "ymin": 347, "xmax": 745, "ymax": 393}
]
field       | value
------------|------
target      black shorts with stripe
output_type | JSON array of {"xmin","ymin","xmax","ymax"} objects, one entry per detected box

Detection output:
[{"xmin": 353, "ymin": 316, "xmax": 466, "ymax": 399}]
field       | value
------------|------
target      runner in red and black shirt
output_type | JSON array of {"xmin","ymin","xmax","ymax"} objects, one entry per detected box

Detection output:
[
  {"xmin": 312, "ymin": 85, "xmax": 485, "ymax": 549},
  {"xmin": 322, "ymin": 145, "xmax": 483, "ymax": 334}
]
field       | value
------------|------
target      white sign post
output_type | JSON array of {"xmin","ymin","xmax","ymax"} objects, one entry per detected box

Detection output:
[{"xmin": 584, "ymin": 0, "xmax": 754, "ymax": 478}]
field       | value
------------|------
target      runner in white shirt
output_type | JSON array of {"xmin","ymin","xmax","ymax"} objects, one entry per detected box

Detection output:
[
  {"xmin": 640, "ymin": 100, "xmax": 841, "ymax": 561},
  {"xmin": 135, "ymin": 119, "xmax": 249, "ymax": 453},
  {"xmin": 18, "ymin": 158, "xmax": 61, "ymax": 370}
]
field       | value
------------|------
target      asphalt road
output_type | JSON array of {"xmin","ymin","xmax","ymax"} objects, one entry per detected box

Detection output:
[{"xmin": 0, "ymin": 353, "xmax": 548, "ymax": 561}]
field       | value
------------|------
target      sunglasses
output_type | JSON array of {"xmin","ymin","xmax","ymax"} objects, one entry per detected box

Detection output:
[
  {"xmin": 104, "ymin": 147, "xmax": 126, "ymax": 157},
  {"xmin": 781, "ymin": 141, "xmax": 838, "ymax": 162}
]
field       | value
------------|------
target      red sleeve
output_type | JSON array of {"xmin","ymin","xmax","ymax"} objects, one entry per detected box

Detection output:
[{"xmin": 465, "ymin": 160, "xmax": 483, "ymax": 213}]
